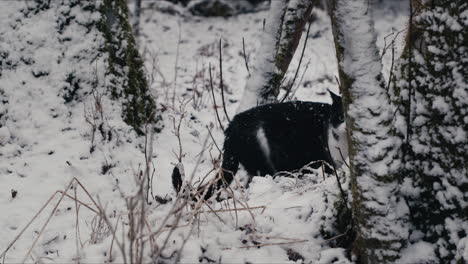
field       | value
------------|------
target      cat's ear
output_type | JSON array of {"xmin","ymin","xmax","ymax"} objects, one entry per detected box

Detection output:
[{"xmin": 328, "ymin": 90, "xmax": 341, "ymax": 105}]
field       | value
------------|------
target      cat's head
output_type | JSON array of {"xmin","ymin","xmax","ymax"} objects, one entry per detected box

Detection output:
[{"xmin": 329, "ymin": 90, "xmax": 345, "ymax": 128}]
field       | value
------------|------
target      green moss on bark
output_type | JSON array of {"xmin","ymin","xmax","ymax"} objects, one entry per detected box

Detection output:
[
  {"xmin": 98, "ymin": 0, "xmax": 159, "ymax": 135},
  {"xmin": 329, "ymin": 0, "xmax": 407, "ymax": 262}
]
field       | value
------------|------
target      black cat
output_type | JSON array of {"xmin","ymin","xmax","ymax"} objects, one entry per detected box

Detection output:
[{"xmin": 172, "ymin": 91, "xmax": 348, "ymax": 199}]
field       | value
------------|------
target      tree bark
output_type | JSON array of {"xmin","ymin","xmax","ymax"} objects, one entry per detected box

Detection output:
[
  {"xmin": 132, "ymin": 0, "xmax": 142, "ymax": 41},
  {"xmin": 329, "ymin": 0, "xmax": 409, "ymax": 262},
  {"xmin": 391, "ymin": 0, "xmax": 468, "ymax": 262},
  {"xmin": 99, "ymin": 0, "xmax": 160, "ymax": 135},
  {"xmin": 237, "ymin": 0, "xmax": 314, "ymax": 112}
]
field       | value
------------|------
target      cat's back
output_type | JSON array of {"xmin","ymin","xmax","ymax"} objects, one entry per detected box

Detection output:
[{"xmin": 229, "ymin": 101, "xmax": 332, "ymax": 130}]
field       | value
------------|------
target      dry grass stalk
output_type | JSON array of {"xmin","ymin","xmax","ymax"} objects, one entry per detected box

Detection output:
[
  {"xmin": 208, "ymin": 63, "xmax": 225, "ymax": 131},
  {"xmin": 96, "ymin": 198, "xmax": 127, "ymax": 264},
  {"xmin": 195, "ymin": 205, "xmax": 266, "ymax": 215},
  {"xmin": 0, "ymin": 177, "xmax": 100, "ymax": 263},
  {"xmin": 108, "ymin": 216, "xmax": 120, "ymax": 262},
  {"xmin": 218, "ymin": 38, "xmax": 230, "ymax": 123},
  {"xmin": 74, "ymin": 184, "xmax": 82, "ymax": 260}
]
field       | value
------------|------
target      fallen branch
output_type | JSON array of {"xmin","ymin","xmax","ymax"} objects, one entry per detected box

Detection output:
[
  {"xmin": 196, "ymin": 205, "xmax": 266, "ymax": 215},
  {"xmin": 223, "ymin": 239, "xmax": 308, "ymax": 250}
]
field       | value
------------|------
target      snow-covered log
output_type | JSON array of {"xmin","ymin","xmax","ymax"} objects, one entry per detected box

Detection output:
[{"xmin": 329, "ymin": 0, "xmax": 409, "ymax": 262}]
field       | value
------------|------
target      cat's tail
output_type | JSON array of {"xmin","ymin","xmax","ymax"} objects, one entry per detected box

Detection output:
[{"xmin": 170, "ymin": 146, "xmax": 239, "ymax": 201}]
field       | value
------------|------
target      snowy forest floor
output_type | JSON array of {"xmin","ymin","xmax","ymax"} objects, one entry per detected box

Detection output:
[{"xmin": 0, "ymin": 1, "xmax": 408, "ymax": 263}]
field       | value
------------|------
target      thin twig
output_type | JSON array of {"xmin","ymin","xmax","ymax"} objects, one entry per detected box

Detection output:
[
  {"xmin": 144, "ymin": 121, "xmax": 154, "ymax": 202},
  {"xmin": 206, "ymin": 126, "xmax": 222, "ymax": 154},
  {"xmin": 141, "ymin": 224, "xmax": 190, "ymax": 241},
  {"xmin": 228, "ymin": 175, "xmax": 257, "ymax": 230},
  {"xmin": 22, "ymin": 179, "xmax": 75, "ymax": 263},
  {"xmin": 138, "ymin": 171, "xmax": 146, "ymax": 263},
  {"xmin": 281, "ymin": 20, "xmax": 313, "ymax": 102},
  {"xmin": 325, "ymin": 147, "xmax": 349, "ymax": 211},
  {"xmin": 74, "ymin": 184, "xmax": 81, "ymax": 259},
  {"xmin": 289, "ymin": 61, "xmax": 310, "ymax": 99},
  {"xmin": 219, "ymin": 39, "xmax": 231, "ymax": 123},
  {"xmin": 0, "ymin": 178, "xmax": 100, "ymax": 262},
  {"xmin": 380, "ymin": 32, "xmax": 395, "ymax": 59},
  {"xmin": 0, "ymin": 191, "xmax": 62, "ymax": 260},
  {"xmin": 196, "ymin": 206, "xmax": 266, "ymax": 214},
  {"xmin": 174, "ymin": 176, "xmax": 218, "ymax": 263},
  {"xmin": 55, "ymin": 191, "xmax": 99, "ymax": 214},
  {"xmin": 74, "ymin": 178, "xmax": 101, "ymax": 212},
  {"xmin": 171, "ymin": 19, "xmax": 182, "ymax": 108},
  {"xmin": 200, "ymin": 200, "xmax": 226, "ymax": 224},
  {"xmin": 242, "ymin": 37, "xmax": 251, "ymax": 76},
  {"xmin": 337, "ymin": 147, "xmax": 350, "ymax": 169},
  {"xmin": 223, "ymin": 239, "xmax": 308, "ymax": 250},
  {"xmin": 97, "ymin": 198, "xmax": 127, "ymax": 264},
  {"xmin": 208, "ymin": 63, "xmax": 225, "ymax": 131},
  {"xmin": 386, "ymin": 32, "xmax": 397, "ymax": 91},
  {"xmin": 108, "ymin": 216, "xmax": 120, "ymax": 263},
  {"xmin": 322, "ymin": 227, "xmax": 351, "ymax": 243},
  {"xmin": 154, "ymin": 136, "xmax": 210, "ymax": 262},
  {"xmin": 335, "ymin": 76, "xmax": 342, "ymax": 89}
]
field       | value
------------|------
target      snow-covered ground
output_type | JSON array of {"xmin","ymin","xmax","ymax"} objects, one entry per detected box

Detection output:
[{"xmin": 0, "ymin": 1, "xmax": 408, "ymax": 263}]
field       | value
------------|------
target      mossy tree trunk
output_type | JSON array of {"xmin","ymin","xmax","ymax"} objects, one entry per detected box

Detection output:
[
  {"xmin": 330, "ymin": 0, "xmax": 467, "ymax": 262},
  {"xmin": 131, "ymin": 0, "xmax": 142, "ymax": 40},
  {"xmin": 99, "ymin": 0, "xmax": 159, "ymax": 135},
  {"xmin": 274, "ymin": 0, "xmax": 314, "ymax": 93},
  {"xmin": 237, "ymin": 0, "xmax": 314, "ymax": 112},
  {"xmin": 1, "ymin": 0, "xmax": 160, "ymax": 137},
  {"xmin": 390, "ymin": 0, "xmax": 468, "ymax": 262},
  {"xmin": 329, "ymin": 0, "xmax": 409, "ymax": 262}
]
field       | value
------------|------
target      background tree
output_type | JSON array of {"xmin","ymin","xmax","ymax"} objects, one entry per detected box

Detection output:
[
  {"xmin": 391, "ymin": 0, "xmax": 467, "ymax": 262},
  {"xmin": 330, "ymin": 0, "xmax": 467, "ymax": 262},
  {"xmin": 0, "ymin": 0, "xmax": 160, "ymax": 136},
  {"xmin": 99, "ymin": 0, "xmax": 159, "ymax": 135},
  {"xmin": 237, "ymin": 0, "xmax": 314, "ymax": 112}
]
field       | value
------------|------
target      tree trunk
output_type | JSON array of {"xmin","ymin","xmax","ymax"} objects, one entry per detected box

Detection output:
[
  {"xmin": 331, "ymin": 0, "xmax": 467, "ymax": 262},
  {"xmin": 391, "ymin": 0, "xmax": 468, "ymax": 262},
  {"xmin": 237, "ymin": 0, "xmax": 314, "ymax": 112},
  {"xmin": 99, "ymin": 0, "xmax": 160, "ymax": 135},
  {"xmin": 329, "ymin": 0, "xmax": 409, "ymax": 262}
]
